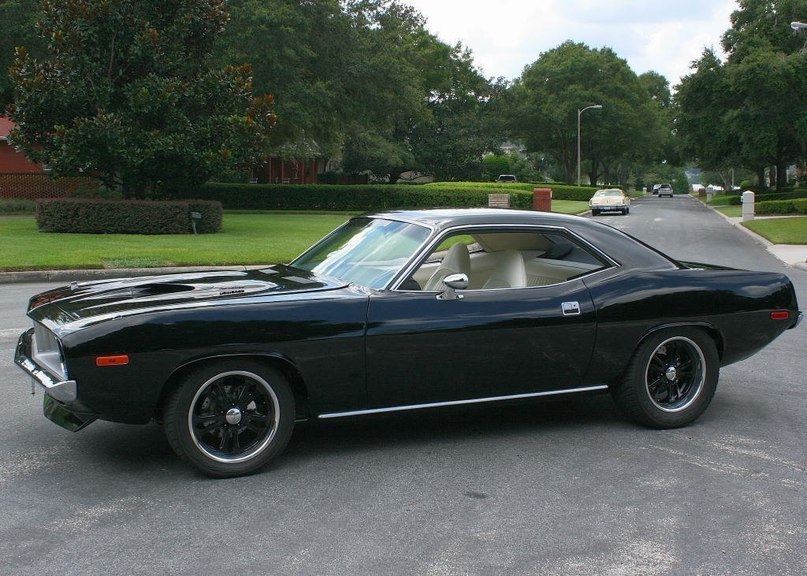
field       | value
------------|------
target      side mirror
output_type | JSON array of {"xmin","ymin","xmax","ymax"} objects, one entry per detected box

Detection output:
[{"xmin": 437, "ymin": 273, "xmax": 468, "ymax": 300}]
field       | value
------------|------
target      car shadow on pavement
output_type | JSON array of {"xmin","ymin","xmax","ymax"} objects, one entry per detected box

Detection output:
[
  {"xmin": 66, "ymin": 393, "xmax": 626, "ymax": 477},
  {"xmin": 285, "ymin": 393, "xmax": 625, "ymax": 460}
]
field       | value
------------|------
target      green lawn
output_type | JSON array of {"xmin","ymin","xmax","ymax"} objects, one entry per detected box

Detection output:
[
  {"xmin": 550, "ymin": 200, "xmax": 589, "ymax": 214},
  {"xmin": 743, "ymin": 217, "xmax": 807, "ymax": 244},
  {"xmin": 0, "ymin": 213, "xmax": 353, "ymax": 271},
  {"xmin": 0, "ymin": 202, "xmax": 593, "ymax": 271},
  {"xmin": 716, "ymin": 205, "xmax": 742, "ymax": 217}
]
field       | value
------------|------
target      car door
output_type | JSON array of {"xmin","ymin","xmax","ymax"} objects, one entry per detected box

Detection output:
[{"xmin": 363, "ymin": 279, "xmax": 597, "ymax": 410}]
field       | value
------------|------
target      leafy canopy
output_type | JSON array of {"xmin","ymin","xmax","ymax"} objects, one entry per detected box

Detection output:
[{"xmin": 8, "ymin": 0, "xmax": 275, "ymax": 197}]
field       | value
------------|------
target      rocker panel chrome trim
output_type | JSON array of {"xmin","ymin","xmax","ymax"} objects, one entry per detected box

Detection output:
[{"xmin": 317, "ymin": 384, "xmax": 608, "ymax": 419}]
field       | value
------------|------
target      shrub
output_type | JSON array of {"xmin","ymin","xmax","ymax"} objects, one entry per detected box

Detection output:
[
  {"xmin": 719, "ymin": 188, "xmax": 807, "ymax": 206},
  {"xmin": 755, "ymin": 198, "xmax": 807, "ymax": 215},
  {"xmin": 0, "ymin": 199, "xmax": 36, "ymax": 214},
  {"xmin": 186, "ymin": 182, "xmax": 599, "ymax": 211},
  {"xmin": 36, "ymin": 199, "xmax": 223, "ymax": 234}
]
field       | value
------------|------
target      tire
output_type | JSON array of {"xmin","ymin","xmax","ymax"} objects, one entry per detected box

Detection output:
[
  {"xmin": 592, "ymin": 209, "xmax": 600, "ymax": 216},
  {"xmin": 612, "ymin": 328, "xmax": 719, "ymax": 429},
  {"xmin": 164, "ymin": 359, "xmax": 295, "ymax": 477}
]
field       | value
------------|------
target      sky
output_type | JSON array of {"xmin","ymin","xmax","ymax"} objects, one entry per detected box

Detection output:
[{"xmin": 404, "ymin": 0, "xmax": 738, "ymax": 87}]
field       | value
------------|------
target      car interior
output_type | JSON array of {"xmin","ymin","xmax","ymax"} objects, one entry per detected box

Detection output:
[{"xmin": 402, "ymin": 230, "xmax": 608, "ymax": 291}]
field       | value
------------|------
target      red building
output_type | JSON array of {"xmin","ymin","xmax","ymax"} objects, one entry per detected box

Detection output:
[
  {"xmin": 1, "ymin": 116, "xmax": 95, "ymax": 200},
  {"xmin": 0, "ymin": 116, "xmax": 46, "ymax": 174}
]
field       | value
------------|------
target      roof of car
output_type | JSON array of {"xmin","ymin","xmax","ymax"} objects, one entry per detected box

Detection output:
[
  {"xmin": 367, "ymin": 208, "xmax": 586, "ymax": 230},
  {"xmin": 362, "ymin": 208, "xmax": 677, "ymax": 269}
]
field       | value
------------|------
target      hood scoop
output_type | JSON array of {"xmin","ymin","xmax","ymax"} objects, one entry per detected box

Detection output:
[{"xmin": 77, "ymin": 279, "xmax": 278, "ymax": 313}]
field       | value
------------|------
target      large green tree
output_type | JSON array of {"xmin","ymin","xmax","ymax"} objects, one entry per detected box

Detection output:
[
  {"xmin": 673, "ymin": 49, "xmax": 738, "ymax": 184},
  {"xmin": 8, "ymin": 0, "xmax": 275, "ymax": 197},
  {"xmin": 0, "ymin": 0, "xmax": 47, "ymax": 106},
  {"xmin": 215, "ymin": 0, "xmax": 354, "ymax": 158},
  {"xmin": 676, "ymin": 0, "xmax": 807, "ymax": 190},
  {"xmin": 509, "ymin": 42, "xmax": 664, "ymax": 186},
  {"xmin": 216, "ymin": 0, "xmax": 497, "ymax": 182}
]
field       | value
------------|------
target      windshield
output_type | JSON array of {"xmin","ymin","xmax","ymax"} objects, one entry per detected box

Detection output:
[{"xmin": 291, "ymin": 217, "xmax": 431, "ymax": 289}]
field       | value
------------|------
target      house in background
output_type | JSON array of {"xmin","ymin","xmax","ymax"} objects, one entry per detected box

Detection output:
[
  {"xmin": 1, "ymin": 116, "xmax": 94, "ymax": 200},
  {"xmin": 0, "ymin": 115, "xmax": 46, "ymax": 174}
]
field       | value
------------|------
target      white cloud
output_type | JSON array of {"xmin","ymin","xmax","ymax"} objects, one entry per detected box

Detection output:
[{"xmin": 405, "ymin": 0, "xmax": 737, "ymax": 86}]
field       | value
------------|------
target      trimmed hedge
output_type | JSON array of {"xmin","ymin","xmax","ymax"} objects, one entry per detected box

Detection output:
[
  {"xmin": 755, "ymin": 198, "xmax": 807, "ymax": 215},
  {"xmin": 717, "ymin": 189, "xmax": 807, "ymax": 206},
  {"xmin": 0, "ymin": 198, "xmax": 36, "ymax": 214},
  {"xmin": 190, "ymin": 182, "xmax": 599, "ymax": 211},
  {"xmin": 36, "ymin": 199, "xmax": 223, "ymax": 234}
]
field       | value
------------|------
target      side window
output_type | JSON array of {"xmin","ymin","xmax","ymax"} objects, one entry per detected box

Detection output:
[{"xmin": 401, "ymin": 229, "xmax": 608, "ymax": 291}]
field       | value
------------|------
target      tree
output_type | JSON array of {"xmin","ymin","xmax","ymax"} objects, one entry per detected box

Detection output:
[
  {"xmin": 509, "ymin": 42, "xmax": 663, "ymax": 186},
  {"xmin": 676, "ymin": 0, "xmax": 807, "ymax": 190},
  {"xmin": 407, "ymin": 44, "xmax": 501, "ymax": 181},
  {"xmin": 8, "ymin": 0, "xmax": 275, "ymax": 198},
  {"xmin": 0, "ymin": 0, "xmax": 47, "ymax": 106},
  {"xmin": 673, "ymin": 49, "xmax": 739, "ymax": 181},
  {"xmin": 214, "ymin": 0, "xmax": 354, "ymax": 159},
  {"xmin": 215, "ymin": 1, "xmax": 500, "ymax": 182}
]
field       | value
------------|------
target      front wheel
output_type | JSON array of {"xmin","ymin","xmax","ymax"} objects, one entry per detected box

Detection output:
[
  {"xmin": 612, "ymin": 328, "xmax": 719, "ymax": 428},
  {"xmin": 164, "ymin": 360, "xmax": 295, "ymax": 477}
]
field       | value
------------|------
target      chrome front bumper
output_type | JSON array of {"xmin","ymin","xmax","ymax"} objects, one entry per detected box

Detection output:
[
  {"xmin": 15, "ymin": 329, "xmax": 97, "ymax": 431},
  {"xmin": 15, "ymin": 329, "xmax": 77, "ymax": 403}
]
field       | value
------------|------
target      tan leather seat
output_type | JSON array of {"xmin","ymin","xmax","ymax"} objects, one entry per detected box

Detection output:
[
  {"xmin": 482, "ymin": 250, "xmax": 526, "ymax": 289},
  {"xmin": 423, "ymin": 243, "xmax": 471, "ymax": 291}
]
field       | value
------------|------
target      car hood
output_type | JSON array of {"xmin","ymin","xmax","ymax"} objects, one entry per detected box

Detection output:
[{"xmin": 27, "ymin": 266, "xmax": 349, "ymax": 330}]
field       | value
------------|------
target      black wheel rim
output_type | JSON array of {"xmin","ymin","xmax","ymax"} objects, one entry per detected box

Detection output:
[
  {"xmin": 188, "ymin": 370, "xmax": 280, "ymax": 463},
  {"xmin": 644, "ymin": 336, "xmax": 706, "ymax": 412}
]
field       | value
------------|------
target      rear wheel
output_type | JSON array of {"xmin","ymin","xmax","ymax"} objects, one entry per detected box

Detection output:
[
  {"xmin": 164, "ymin": 359, "xmax": 295, "ymax": 477},
  {"xmin": 612, "ymin": 328, "xmax": 719, "ymax": 428}
]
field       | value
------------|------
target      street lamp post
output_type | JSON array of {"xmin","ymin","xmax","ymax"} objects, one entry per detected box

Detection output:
[
  {"xmin": 791, "ymin": 21, "xmax": 807, "ymax": 30},
  {"xmin": 577, "ymin": 104, "xmax": 603, "ymax": 187}
]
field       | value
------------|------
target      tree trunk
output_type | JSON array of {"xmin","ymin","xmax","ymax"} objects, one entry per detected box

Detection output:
[{"xmin": 755, "ymin": 167, "xmax": 765, "ymax": 189}]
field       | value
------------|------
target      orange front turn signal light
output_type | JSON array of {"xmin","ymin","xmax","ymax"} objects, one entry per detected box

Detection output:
[{"xmin": 96, "ymin": 355, "xmax": 130, "ymax": 367}]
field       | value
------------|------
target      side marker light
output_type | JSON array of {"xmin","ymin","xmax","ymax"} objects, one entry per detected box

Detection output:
[{"xmin": 96, "ymin": 355, "xmax": 130, "ymax": 367}]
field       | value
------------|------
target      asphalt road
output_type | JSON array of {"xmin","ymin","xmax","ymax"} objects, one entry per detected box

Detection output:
[{"xmin": 1, "ymin": 196, "xmax": 805, "ymax": 576}]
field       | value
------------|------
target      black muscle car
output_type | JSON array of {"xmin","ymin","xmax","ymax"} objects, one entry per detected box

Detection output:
[{"xmin": 15, "ymin": 209, "xmax": 802, "ymax": 477}]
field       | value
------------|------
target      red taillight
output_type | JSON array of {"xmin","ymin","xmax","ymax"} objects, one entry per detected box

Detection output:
[
  {"xmin": 770, "ymin": 311, "xmax": 789, "ymax": 321},
  {"xmin": 96, "ymin": 355, "xmax": 129, "ymax": 367}
]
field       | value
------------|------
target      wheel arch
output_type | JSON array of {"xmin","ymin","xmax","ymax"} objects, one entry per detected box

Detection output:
[
  {"xmin": 637, "ymin": 321, "xmax": 724, "ymax": 362},
  {"xmin": 156, "ymin": 353, "xmax": 310, "ymax": 423}
]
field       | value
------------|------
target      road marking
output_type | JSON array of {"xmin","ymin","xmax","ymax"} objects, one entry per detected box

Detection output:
[{"xmin": 654, "ymin": 217, "xmax": 663, "ymax": 222}]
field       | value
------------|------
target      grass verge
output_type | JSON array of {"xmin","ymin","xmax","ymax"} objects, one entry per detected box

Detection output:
[
  {"xmin": 0, "ymin": 213, "xmax": 353, "ymax": 271},
  {"xmin": 743, "ymin": 217, "xmax": 807, "ymax": 244},
  {"xmin": 0, "ymin": 203, "xmax": 592, "ymax": 272}
]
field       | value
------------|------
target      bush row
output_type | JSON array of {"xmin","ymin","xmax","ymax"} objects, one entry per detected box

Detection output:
[
  {"xmin": 188, "ymin": 182, "xmax": 597, "ymax": 211},
  {"xmin": 0, "ymin": 198, "xmax": 36, "ymax": 214},
  {"xmin": 36, "ymin": 199, "xmax": 222, "ymax": 234},
  {"xmin": 718, "ymin": 189, "xmax": 807, "ymax": 206},
  {"xmin": 755, "ymin": 198, "xmax": 807, "ymax": 215}
]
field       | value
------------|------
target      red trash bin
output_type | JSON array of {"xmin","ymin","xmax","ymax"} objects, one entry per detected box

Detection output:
[{"xmin": 532, "ymin": 188, "xmax": 552, "ymax": 212}]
